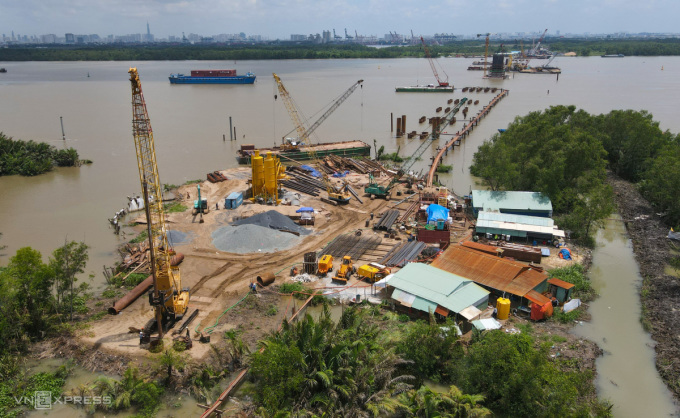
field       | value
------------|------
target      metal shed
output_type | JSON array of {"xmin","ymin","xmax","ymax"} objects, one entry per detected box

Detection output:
[{"xmin": 471, "ymin": 190, "xmax": 553, "ymax": 218}]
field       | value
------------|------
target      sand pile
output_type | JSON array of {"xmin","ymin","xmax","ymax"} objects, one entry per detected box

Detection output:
[
  {"xmin": 212, "ymin": 224, "xmax": 300, "ymax": 254},
  {"xmin": 232, "ymin": 210, "xmax": 310, "ymax": 235}
]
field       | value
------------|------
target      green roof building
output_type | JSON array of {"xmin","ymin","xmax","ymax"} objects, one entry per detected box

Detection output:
[{"xmin": 388, "ymin": 263, "xmax": 489, "ymax": 320}]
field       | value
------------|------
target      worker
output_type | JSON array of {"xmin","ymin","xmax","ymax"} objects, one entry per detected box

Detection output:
[
  {"xmin": 139, "ymin": 331, "xmax": 144, "ymax": 344},
  {"xmin": 250, "ymin": 282, "xmax": 257, "ymax": 293},
  {"xmin": 186, "ymin": 192, "xmax": 190, "ymax": 199},
  {"xmin": 370, "ymin": 212, "xmax": 374, "ymax": 220},
  {"xmin": 215, "ymin": 202, "xmax": 218, "ymax": 210}
]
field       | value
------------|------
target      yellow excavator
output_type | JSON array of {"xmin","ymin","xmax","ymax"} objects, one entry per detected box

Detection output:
[
  {"xmin": 273, "ymin": 73, "xmax": 353, "ymax": 204},
  {"xmin": 129, "ymin": 68, "xmax": 190, "ymax": 337}
]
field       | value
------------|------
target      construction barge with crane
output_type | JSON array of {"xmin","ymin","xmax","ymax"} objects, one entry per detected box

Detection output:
[
  {"xmin": 236, "ymin": 140, "xmax": 372, "ymax": 165},
  {"xmin": 397, "ymin": 36, "xmax": 453, "ymax": 92}
]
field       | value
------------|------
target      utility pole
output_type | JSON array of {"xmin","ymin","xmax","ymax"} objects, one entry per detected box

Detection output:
[{"xmin": 60, "ymin": 116, "xmax": 65, "ymax": 140}]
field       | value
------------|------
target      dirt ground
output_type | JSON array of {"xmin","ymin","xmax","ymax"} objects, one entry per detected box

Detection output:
[
  {"xmin": 608, "ymin": 173, "xmax": 680, "ymax": 399},
  {"xmin": 80, "ymin": 167, "xmax": 405, "ymax": 364}
]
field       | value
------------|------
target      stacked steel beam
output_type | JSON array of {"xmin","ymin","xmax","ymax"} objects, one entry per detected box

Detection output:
[
  {"xmin": 317, "ymin": 233, "xmax": 382, "ymax": 260},
  {"xmin": 374, "ymin": 209, "xmax": 401, "ymax": 231},
  {"xmin": 380, "ymin": 240, "xmax": 427, "ymax": 267}
]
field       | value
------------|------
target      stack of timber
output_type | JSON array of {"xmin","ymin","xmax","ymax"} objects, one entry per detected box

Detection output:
[
  {"xmin": 497, "ymin": 242, "xmax": 542, "ymax": 263},
  {"xmin": 379, "ymin": 240, "xmax": 427, "ymax": 267},
  {"xmin": 317, "ymin": 232, "xmax": 382, "ymax": 260},
  {"xmin": 207, "ymin": 171, "xmax": 228, "ymax": 183},
  {"xmin": 374, "ymin": 209, "xmax": 401, "ymax": 231},
  {"xmin": 322, "ymin": 155, "xmax": 388, "ymax": 175},
  {"xmin": 118, "ymin": 242, "xmax": 150, "ymax": 272}
]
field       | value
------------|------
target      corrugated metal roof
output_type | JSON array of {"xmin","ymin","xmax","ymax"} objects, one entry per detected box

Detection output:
[
  {"xmin": 461, "ymin": 241, "xmax": 502, "ymax": 255},
  {"xmin": 431, "ymin": 245, "xmax": 547, "ymax": 297},
  {"xmin": 472, "ymin": 190, "xmax": 553, "ymax": 212},
  {"xmin": 548, "ymin": 277, "xmax": 575, "ymax": 290},
  {"xmin": 389, "ymin": 263, "xmax": 489, "ymax": 314},
  {"xmin": 478, "ymin": 211, "xmax": 554, "ymax": 227},
  {"xmin": 476, "ymin": 211, "xmax": 560, "ymax": 236},
  {"xmin": 525, "ymin": 289, "xmax": 551, "ymax": 305}
]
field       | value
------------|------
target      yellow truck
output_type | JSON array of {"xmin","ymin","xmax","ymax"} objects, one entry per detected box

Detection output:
[
  {"xmin": 318, "ymin": 254, "xmax": 333, "ymax": 275},
  {"xmin": 332, "ymin": 256, "xmax": 355, "ymax": 284},
  {"xmin": 357, "ymin": 263, "xmax": 391, "ymax": 283}
]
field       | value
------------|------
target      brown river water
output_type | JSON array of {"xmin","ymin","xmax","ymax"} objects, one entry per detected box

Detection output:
[{"xmin": 2, "ymin": 56, "xmax": 679, "ymax": 414}]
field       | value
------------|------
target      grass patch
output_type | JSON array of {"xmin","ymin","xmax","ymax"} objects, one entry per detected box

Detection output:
[
  {"xmin": 551, "ymin": 308, "xmax": 583, "ymax": 324},
  {"xmin": 184, "ymin": 179, "xmax": 202, "ymax": 185},
  {"xmin": 379, "ymin": 152, "xmax": 404, "ymax": 163},
  {"xmin": 129, "ymin": 229, "xmax": 148, "ymax": 244},
  {"xmin": 436, "ymin": 164, "xmax": 453, "ymax": 173},
  {"xmin": 265, "ymin": 305, "xmax": 278, "ymax": 316},
  {"xmin": 549, "ymin": 264, "xmax": 597, "ymax": 302},
  {"xmin": 164, "ymin": 202, "xmax": 188, "ymax": 213}
]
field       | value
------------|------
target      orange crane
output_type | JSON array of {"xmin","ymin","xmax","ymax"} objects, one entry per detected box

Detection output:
[
  {"xmin": 128, "ymin": 68, "xmax": 190, "ymax": 338},
  {"xmin": 420, "ymin": 36, "xmax": 449, "ymax": 87}
]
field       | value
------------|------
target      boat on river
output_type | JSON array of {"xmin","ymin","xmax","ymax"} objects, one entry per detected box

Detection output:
[
  {"xmin": 236, "ymin": 140, "xmax": 371, "ymax": 164},
  {"xmin": 169, "ymin": 69, "xmax": 256, "ymax": 84}
]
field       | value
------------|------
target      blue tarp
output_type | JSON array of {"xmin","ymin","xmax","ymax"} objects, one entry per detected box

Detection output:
[
  {"xmin": 559, "ymin": 248, "xmax": 572, "ymax": 260},
  {"xmin": 332, "ymin": 170, "xmax": 350, "ymax": 178},
  {"xmin": 300, "ymin": 165, "xmax": 321, "ymax": 178},
  {"xmin": 296, "ymin": 207, "xmax": 314, "ymax": 213},
  {"xmin": 426, "ymin": 204, "xmax": 449, "ymax": 223}
]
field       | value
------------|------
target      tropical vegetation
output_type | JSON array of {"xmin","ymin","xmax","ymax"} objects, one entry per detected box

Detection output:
[
  {"xmin": 0, "ymin": 133, "xmax": 82, "ymax": 176},
  {"xmin": 470, "ymin": 106, "xmax": 680, "ymax": 242}
]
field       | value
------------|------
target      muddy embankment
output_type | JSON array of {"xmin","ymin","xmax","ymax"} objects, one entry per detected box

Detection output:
[{"xmin": 608, "ymin": 173, "xmax": 680, "ymax": 399}]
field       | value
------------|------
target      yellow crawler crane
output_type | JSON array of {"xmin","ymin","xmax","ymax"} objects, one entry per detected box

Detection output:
[
  {"xmin": 129, "ymin": 68, "xmax": 189, "ymax": 336},
  {"xmin": 272, "ymin": 73, "xmax": 352, "ymax": 204}
]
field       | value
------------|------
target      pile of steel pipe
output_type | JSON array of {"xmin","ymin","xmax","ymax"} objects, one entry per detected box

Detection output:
[
  {"xmin": 374, "ymin": 209, "xmax": 401, "ymax": 231},
  {"xmin": 382, "ymin": 240, "xmax": 426, "ymax": 267},
  {"xmin": 280, "ymin": 180, "xmax": 320, "ymax": 196},
  {"xmin": 108, "ymin": 253, "xmax": 184, "ymax": 315}
]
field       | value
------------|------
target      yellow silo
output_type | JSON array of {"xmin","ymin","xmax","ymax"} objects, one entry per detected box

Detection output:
[
  {"xmin": 263, "ymin": 151, "xmax": 280, "ymax": 204},
  {"xmin": 251, "ymin": 150, "xmax": 264, "ymax": 199}
]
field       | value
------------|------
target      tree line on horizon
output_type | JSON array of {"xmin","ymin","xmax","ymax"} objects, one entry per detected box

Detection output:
[{"xmin": 2, "ymin": 38, "xmax": 680, "ymax": 61}]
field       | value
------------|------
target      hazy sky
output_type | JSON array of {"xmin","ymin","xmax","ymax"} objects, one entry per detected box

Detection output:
[{"xmin": 1, "ymin": 0, "xmax": 678, "ymax": 39}]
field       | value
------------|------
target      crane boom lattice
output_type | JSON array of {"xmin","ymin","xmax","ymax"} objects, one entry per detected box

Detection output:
[
  {"xmin": 129, "ymin": 68, "xmax": 188, "ymax": 323},
  {"xmin": 420, "ymin": 36, "xmax": 449, "ymax": 87}
]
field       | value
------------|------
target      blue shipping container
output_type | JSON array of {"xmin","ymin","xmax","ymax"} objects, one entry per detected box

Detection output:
[{"xmin": 225, "ymin": 192, "xmax": 243, "ymax": 209}]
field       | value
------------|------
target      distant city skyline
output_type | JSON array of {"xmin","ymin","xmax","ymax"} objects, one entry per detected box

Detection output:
[{"xmin": 1, "ymin": 0, "xmax": 679, "ymax": 41}]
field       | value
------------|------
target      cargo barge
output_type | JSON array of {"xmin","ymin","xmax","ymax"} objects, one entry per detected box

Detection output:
[
  {"xmin": 169, "ymin": 69, "xmax": 256, "ymax": 84},
  {"xmin": 395, "ymin": 85, "xmax": 453, "ymax": 93},
  {"xmin": 236, "ymin": 140, "xmax": 371, "ymax": 164}
]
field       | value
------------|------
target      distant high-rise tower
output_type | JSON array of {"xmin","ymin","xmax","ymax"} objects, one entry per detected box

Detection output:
[{"xmin": 147, "ymin": 22, "xmax": 150, "ymax": 37}]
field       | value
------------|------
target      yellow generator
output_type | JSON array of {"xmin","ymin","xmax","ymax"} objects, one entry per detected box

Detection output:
[
  {"xmin": 318, "ymin": 254, "xmax": 333, "ymax": 275},
  {"xmin": 357, "ymin": 262, "xmax": 391, "ymax": 283}
]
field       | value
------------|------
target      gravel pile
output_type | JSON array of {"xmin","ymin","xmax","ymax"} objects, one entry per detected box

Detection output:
[
  {"xmin": 168, "ymin": 230, "xmax": 193, "ymax": 245},
  {"xmin": 212, "ymin": 224, "xmax": 300, "ymax": 254},
  {"xmin": 233, "ymin": 210, "xmax": 310, "ymax": 235}
]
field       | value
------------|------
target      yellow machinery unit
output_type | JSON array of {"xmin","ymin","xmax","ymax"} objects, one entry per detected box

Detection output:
[
  {"xmin": 332, "ymin": 255, "xmax": 355, "ymax": 284},
  {"xmin": 318, "ymin": 254, "xmax": 333, "ymax": 275},
  {"xmin": 357, "ymin": 263, "xmax": 391, "ymax": 283},
  {"xmin": 128, "ymin": 68, "xmax": 189, "ymax": 333}
]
